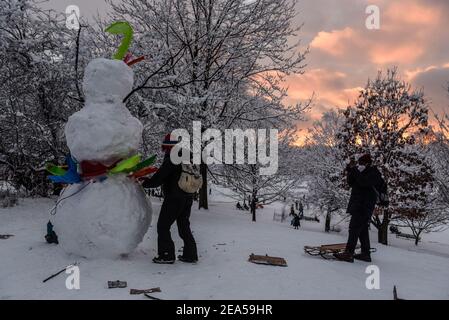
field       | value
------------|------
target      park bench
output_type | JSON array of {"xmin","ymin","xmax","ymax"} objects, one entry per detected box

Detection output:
[
  {"xmin": 396, "ymin": 232, "xmax": 420, "ymax": 242},
  {"xmin": 302, "ymin": 215, "xmax": 320, "ymax": 223},
  {"xmin": 391, "ymin": 225, "xmax": 421, "ymax": 243}
]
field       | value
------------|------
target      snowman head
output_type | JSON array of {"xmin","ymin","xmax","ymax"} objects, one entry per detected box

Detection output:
[{"xmin": 83, "ymin": 58, "xmax": 133, "ymax": 103}]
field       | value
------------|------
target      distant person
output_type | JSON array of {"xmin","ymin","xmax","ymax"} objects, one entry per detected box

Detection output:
[
  {"xmin": 334, "ymin": 154, "xmax": 384, "ymax": 263},
  {"xmin": 141, "ymin": 134, "xmax": 198, "ymax": 264},
  {"xmin": 290, "ymin": 205, "xmax": 295, "ymax": 216},
  {"xmin": 298, "ymin": 202, "xmax": 304, "ymax": 216},
  {"xmin": 236, "ymin": 202, "xmax": 243, "ymax": 210},
  {"xmin": 243, "ymin": 202, "xmax": 250, "ymax": 211},
  {"xmin": 291, "ymin": 214, "xmax": 301, "ymax": 229}
]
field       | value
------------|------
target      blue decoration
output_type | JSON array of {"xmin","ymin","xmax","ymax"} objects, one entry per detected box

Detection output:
[{"xmin": 48, "ymin": 155, "xmax": 81, "ymax": 184}]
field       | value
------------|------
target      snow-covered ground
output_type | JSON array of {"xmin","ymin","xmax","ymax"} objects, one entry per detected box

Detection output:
[{"xmin": 1, "ymin": 186, "xmax": 449, "ymax": 300}]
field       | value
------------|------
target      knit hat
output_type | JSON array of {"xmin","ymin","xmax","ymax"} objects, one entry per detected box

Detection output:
[
  {"xmin": 161, "ymin": 133, "xmax": 179, "ymax": 152},
  {"xmin": 358, "ymin": 153, "xmax": 373, "ymax": 165},
  {"xmin": 162, "ymin": 133, "xmax": 179, "ymax": 146}
]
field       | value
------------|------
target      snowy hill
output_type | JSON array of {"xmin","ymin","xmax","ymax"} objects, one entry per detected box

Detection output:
[{"xmin": 1, "ymin": 189, "xmax": 449, "ymax": 300}]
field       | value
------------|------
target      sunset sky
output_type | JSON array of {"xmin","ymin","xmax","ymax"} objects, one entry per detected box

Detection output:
[{"xmin": 45, "ymin": 0, "xmax": 449, "ymax": 135}]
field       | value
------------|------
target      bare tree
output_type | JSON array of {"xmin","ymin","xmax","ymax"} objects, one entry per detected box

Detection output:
[
  {"xmin": 301, "ymin": 110, "xmax": 349, "ymax": 231},
  {"xmin": 396, "ymin": 205, "xmax": 448, "ymax": 245},
  {"xmin": 108, "ymin": 0, "xmax": 309, "ymax": 209},
  {"xmin": 430, "ymin": 103, "xmax": 449, "ymax": 208},
  {"xmin": 216, "ymin": 127, "xmax": 300, "ymax": 222},
  {"xmin": 0, "ymin": 0, "xmax": 84, "ymax": 195}
]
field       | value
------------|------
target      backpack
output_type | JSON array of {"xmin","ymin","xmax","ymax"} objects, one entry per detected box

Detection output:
[
  {"xmin": 178, "ymin": 164, "xmax": 203, "ymax": 194},
  {"xmin": 373, "ymin": 178, "xmax": 389, "ymax": 207}
]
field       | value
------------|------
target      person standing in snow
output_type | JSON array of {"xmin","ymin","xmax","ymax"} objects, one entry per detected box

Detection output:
[
  {"xmin": 298, "ymin": 202, "xmax": 304, "ymax": 217},
  {"xmin": 334, "ymin": 154, "xmax": 384, "ymax": 263},
  {"xmin": 141, "ymin": 134, "xmax": 198, "ymax": 264},
  {"xmin": 291, "ymin": 214, "xmax": 301, "ymax": 229}
]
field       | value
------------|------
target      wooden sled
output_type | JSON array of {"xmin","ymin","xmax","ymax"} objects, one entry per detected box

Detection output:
[
  {"xmin": 108, "ymin": 280, "xmax": 127, "ymax": 289},
  {"xmin": 130, "ymin": 287, "xmax": 161, "ymax": 295},
  {"xmin": 248, "ymin": 254, "xmax": 288, "ymax": 267},
  {"xmin": 304, "ymin": 243, "xmax": 361, "ymax": 260}
]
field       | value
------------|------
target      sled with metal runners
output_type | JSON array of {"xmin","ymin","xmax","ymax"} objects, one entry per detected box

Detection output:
[{"xmin": 304, "ymin": 243, "xmax": 364, "ymax": 260}]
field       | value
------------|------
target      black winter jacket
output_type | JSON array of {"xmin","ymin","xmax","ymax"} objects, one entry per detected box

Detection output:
[
  {"xmin": 142, "ymin": 153, "xmax": 187, "ymax": 198},
  {"xmin": 346, "ymin": 165, "xmax": 383, "ymax": 216}
]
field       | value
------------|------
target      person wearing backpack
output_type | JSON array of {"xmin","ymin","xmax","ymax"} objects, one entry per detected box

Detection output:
[
  {"xmin": 141, "ymin": 134, "xmax": 200, "ymax": 264},
  {"xmin": 334, "ymin": 154, "xmax": 385, "ymax": 263}
]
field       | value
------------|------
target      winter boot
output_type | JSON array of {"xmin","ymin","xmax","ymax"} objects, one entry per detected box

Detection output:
[
  {"xmin": 45, "ymin": 221, "xmax": 59, "ymax": 244},
  {"xmin": 353, "ymin": 253, "xmax": 372, "ymax": 262},
  {"xmin": 333, "ymin": 251, "xmax": 354, "ymax": 263},
  {"xmin": 178, "ymin": 255, "xmax": 198, "ymax": 264},
  {"xmin": 153, "ymin": 254, "xmax": 175, "ymax": 264}
]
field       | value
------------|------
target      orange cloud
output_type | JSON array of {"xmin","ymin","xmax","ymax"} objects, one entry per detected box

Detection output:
[
  {"xmin": 288, "ymin": 0, "xmax": 449, "ymax": 137},
  {"xmin": 370, "ymin": 44, "xmax": 425, "ymax": 65},
  {"xmin": 286, "ymin": 69, "xmax": 360, "ymax": 108},
  {"xmin": 310, "ymin": 25, "xmax": 425, "ymax": 65},
  {"xmin": 385, "ymin": 2, "xmax": 441, "ymax": 27},
  {"xmin": 405, "ymin": 65, "xmax": 439, "ymax": 81},
  {"xmin": 308, "ymin": 0, "xmax": 441, "ymax": 66},
  {"xmin": 310, "ymin": 27, "xmax": 356, "ymax": 56}
]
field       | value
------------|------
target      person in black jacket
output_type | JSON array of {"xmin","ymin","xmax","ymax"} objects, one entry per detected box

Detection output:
[
  {"xmin": 334, "ymin": 154, "xmax": 383, "ymax": 263},
  {"xmin": 141, "ymin": 134, "xmax": 198, "ymax": 264},
  {"xmin": 291, "ymin": 214, "xmax": 301, "ymax": 229}
]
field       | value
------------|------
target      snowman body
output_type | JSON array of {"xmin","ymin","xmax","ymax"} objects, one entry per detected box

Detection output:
[{"xmin": 52, "ymin": 58, "xmax": 152, "ymax": 259}]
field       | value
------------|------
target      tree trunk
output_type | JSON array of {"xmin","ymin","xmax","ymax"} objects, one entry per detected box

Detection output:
[
  {"xmin": 250, "ymin": 187, "xmax": 258, "ymax": 222},
  {"xmin": 251, "ymin": 205, "xmax": 256, "ymax": 222},
  {"xmin": 251, "ymin": 193, "xmax": 257, "ymax": 222},
  {"xmin": 325, "ymin": 211, "xmax": 331, "ymax": 233},
  {"xmin": 414, "ymin": 231, "xmax": 421, "ymax": 246},
  {"xmin": 198, "ymin": 162, "xmax": 208, "ymax": 210},
  {"xmin": 377, "ymin": 211, "xmax": 389, "ymax": 245}
]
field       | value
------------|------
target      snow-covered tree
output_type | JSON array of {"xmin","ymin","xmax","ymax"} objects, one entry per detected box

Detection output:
[
  {"xmin": 107, "ymin": 0, "xmax": 309, "ymax": 209},
  {"xmin": 302, "ymin": 110, "xmax": 349, "ymax": 231},
  {"xmin": 397, "ymin": 91, "xmax": 449, "ymax": 244},
  {"xmin": 395, "ymin": 202, "xmax": 448, "ymax": 245},
  {"xmin": 337, "ymin": 68, "xmax": 434, "ymax": 245},
  {"xmin": 0, "ymin": 0, "xmax": 86, "ymax": 195},
  {"xmin": 430, "ymin": 102, "xmax": 449, "ymax": 208},
  {"xmin": 216, "ymin": 127, "xmax": 300, "ymax": 222}
]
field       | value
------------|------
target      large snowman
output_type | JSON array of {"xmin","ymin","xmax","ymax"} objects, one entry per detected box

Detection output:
[{"xmin": 52, "ymin": 52, "xmax": 152, "ymax": 258}]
